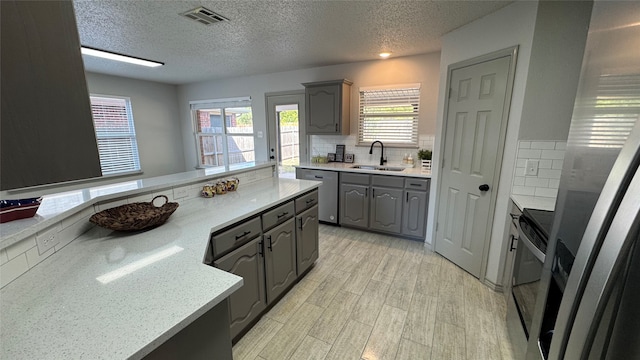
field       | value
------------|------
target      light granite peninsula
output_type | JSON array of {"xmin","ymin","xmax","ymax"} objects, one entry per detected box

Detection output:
[{"xmin": 0, "ymin": 166, "xmax": 320, "ymax": 359}]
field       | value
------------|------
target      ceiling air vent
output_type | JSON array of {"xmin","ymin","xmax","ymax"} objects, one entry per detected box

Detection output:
[{"xmin": 181, "ymin": 7, "xmax": 229, "ymax": 25}]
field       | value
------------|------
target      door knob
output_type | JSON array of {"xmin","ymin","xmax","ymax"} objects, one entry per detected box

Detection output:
[
  {"xmin": 270, "ymin": 155, "xmax": 275, "ymax": 160},
  {"xmin": 479, "ymin": 184, "xmax": 490, "ymax": 192}
]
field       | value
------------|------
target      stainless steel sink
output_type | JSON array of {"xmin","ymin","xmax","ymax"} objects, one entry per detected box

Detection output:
[{"xmin": 350, "ymin": 165, "xmax": 405, "ymax": 172}]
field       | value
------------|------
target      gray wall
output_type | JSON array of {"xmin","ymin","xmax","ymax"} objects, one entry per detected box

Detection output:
[
  {"xmin": 518, "ymin": 0, "xmax": 593, "ymax": 140},
  {"xmin": 177, "ymin": 53, "xmax": 441, "ymax": 170},
  {"xmin": 86, "ymin": 72, "xmax": 185, "ymax": 177}
]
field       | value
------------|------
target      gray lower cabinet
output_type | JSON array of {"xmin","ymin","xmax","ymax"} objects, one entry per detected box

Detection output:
[
  {"xmin": 214, "ymin": 238, "xmax": 266, "ymax": 340},
  {"xmin": 263, "ymin": 219, "xmax": 297, "ymax": 303},
  {"xmin": 211, "ymin": 190, "xmax": 320, "ymax": 342},
  {"xmin": 296, "ymin": 205, "xmax": 319, "ymax": 275},
  {"xmin": 401, "ymin": 190, "xmax": 428, "ymax": 237},
  {"xmin": 370, "ymin": 187, "xmax": 403, "ymax": 233},
  {"xmin": 340, "ymin": 183, "xmax": 369, "ymax": 228},
  {"xmin": 339, "ymin": 173, "xmax": 430, "ymax": 239}
]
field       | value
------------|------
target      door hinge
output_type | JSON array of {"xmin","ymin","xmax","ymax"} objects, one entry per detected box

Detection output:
[
  {"xmin": 441, "ymin": 158, "xmax": 445, "ymax": 168},
  {"xmin": 448, "ymin": 88, "xmax": 452, "ymax": 99},
  {"xmin": 436, "ymin": 222, "xmax": 439, "ymax": 232}
]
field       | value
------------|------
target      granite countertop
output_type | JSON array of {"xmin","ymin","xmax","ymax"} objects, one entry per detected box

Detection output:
[
  {"xmin": 296, "ymin": 162, "xmax": 432, "ymax": 178},
  {"xmin": 0, "ymin": 177, "xmax": 320, "ymax": 360},
  {"xmin": 511, "ymin": 194, "xmax": 557, "ymax": 212},
  {"xmin": 0, "ymin": 162, "xmax": 274, "ymax": 250}
]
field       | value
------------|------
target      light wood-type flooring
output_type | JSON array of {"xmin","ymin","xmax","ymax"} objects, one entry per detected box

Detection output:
[{"xmin": 232, "ymin": 225, "xmax": 516, "ymax": 360}]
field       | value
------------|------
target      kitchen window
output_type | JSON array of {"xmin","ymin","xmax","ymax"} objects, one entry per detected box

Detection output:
[
  {"xmin": 358, "ymin": 85, "xmax": 420, "ymax": 147},
  {"xmin": 191, "ymin": 97, "xmax": 255, "ymax": 168},
  {"xmin": 90, "ymin": 95, "xmax": 141, "ymax": 176}
]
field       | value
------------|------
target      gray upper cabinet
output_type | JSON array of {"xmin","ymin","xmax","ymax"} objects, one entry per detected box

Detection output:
[
  {"xmin": 214, "ymin": 238, "xmax": 266, "ymax": 340},
  {"xmin": 303, "ymin": 79, "xmax": 352, "ymax": 135},
  {"xmin": 296, "ymin": 205, "xmax": 319, "ymax": 275},
  {"xmin": 263, "ymin": 218, "xmax": 297, "ymax": 304},
  {"xmin": 1, "ymin": 0, "xmax": 102, "ymax": 190}
]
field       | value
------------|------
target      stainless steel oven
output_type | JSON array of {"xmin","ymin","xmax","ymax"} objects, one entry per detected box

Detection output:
[{"xmin": 507, "ymin": 208, "xmax": 554, "ymax": 357}]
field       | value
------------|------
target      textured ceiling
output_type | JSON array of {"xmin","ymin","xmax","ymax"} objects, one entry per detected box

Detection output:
[{"xmin": 73, "ymin": 0, "xmax": 512, "ymax": 85}]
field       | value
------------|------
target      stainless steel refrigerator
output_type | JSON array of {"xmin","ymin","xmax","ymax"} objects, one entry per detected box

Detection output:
[{"xmin": 525, "ymin": 1, "xmax": 640, "ymax": 359}]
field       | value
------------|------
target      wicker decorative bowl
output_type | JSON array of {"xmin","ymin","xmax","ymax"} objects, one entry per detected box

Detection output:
[{"xmin": 90, "ymin": 195, "xmax": 179, "ymax": 231}]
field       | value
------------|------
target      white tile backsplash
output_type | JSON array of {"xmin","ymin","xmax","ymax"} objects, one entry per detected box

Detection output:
[
  {"xmin": 0, "ymin": 249, "xmax": 8, "ymax": 266},
  {"xmin": 311, "ymin": 134, "xmax": 435, "ymax": 164},
  {"xmin": 531, "ymin": 141, "xmax": 556, "ymax": 150},
  {"xmin": 552, "ymin": 160, "xmax": 564, "ymax": 170},
  {"xmin": 512, "ymin": 140, "xmax": 566, "ymax": 198},
  {"xmin": 6, "ymin": 236, "xmax": 36, "ymax": 260},
  {"xmin": 517, "ymin": 149, "xmax": 542, "ymax": 159},
  {"xmin": 538, "ymin": 159, "xmax": 553, "ymax": 169},
  {"xmin": 26, "ymin": 245, "xmax": 54, "ymax": 268},
  {"xmin": 0, "ymin": 254, "xmax": 29, "ymax": 288},
  {"xmin": 541, "ymin": 149, "xmax": 565, "ymax": 160}
]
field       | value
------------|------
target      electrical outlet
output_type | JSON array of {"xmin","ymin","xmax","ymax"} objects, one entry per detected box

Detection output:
[
  {"xmin": 36, "ymin": 226, "xmax": 60, "ymax": 255},
  {"xmin": 173, "ymin": 187, "xmax": 189, "ymax": 199},
  {"xmin": 526, "ymin": 159, "xmax": 539, "ymax": 176}
]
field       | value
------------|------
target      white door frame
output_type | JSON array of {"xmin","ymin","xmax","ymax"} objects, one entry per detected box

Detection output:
[
  {"xmin": 433, "ymin": 46, "xmax": 518, "ymax": 283},
  {"xmin": 265, "ymin": 90, "xmax": 307, "ymax": 167}
]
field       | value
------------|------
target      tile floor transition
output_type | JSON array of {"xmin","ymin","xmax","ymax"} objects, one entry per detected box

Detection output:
[{"xmin": 232, "ymin": 225, "xmax": 516, "ymax": 360}]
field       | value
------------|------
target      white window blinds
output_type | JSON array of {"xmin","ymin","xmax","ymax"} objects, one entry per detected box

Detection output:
[
  {"xmin": 358, "ymin": 86, "xmax": 420, "ymax": 146},
  {"xmin": 90, "ymin": 96, "xmax": 141, "ymax": 175}
]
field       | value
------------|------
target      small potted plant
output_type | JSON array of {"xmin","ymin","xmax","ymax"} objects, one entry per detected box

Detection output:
[{"xmin": 417, "ymin": 149, "xmax": 432, "ymax": 171}]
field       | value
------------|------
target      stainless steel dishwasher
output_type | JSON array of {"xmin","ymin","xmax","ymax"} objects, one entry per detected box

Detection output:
[{"xmin": 295, "ymin": 168, "xmax": 338, "ymax": 224}]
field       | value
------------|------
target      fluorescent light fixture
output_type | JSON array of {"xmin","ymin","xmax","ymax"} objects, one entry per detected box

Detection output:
[
  {"xmin": 81, "ymin": 46, "xmax": 164, "ymax": 67},
  {"xmin": 96, "ymin": 246, "xmax": 184, "ymax": 284},
  {"xmin": 379, "ymin": 52, "xmax": 392, "ymax": 59}
]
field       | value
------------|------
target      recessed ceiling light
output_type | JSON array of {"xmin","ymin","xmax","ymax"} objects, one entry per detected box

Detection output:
[
  {"xmin": 379, "ymin": 52, "xmax": 392, "ymax": 59},
  {"xmin": 81, "ymin": 46, "xmax": 164, "ymax": 68}
]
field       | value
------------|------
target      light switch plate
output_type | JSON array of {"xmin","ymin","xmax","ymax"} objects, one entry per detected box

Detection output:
[{"xmin": 526, "ymin": 160, "xmax": 539, "ymax": 176}]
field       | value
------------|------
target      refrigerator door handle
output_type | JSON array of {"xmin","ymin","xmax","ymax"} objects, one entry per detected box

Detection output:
[{"xmin": 559, "ymin": 167, "xmax": 640, "ymax": 360}]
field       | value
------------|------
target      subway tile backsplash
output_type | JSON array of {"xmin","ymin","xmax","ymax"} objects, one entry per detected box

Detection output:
[
  {"xmin": 310, "ymin": 134, "xmax": 435, "ymax": 164},
  {"xmin": 512, "ymin": 140, "xmax": 566, "ymax": 198}
]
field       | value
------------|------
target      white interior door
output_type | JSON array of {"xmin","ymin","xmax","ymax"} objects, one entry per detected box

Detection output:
[
  {"xmin": 435, "ymin": 54, "xmax": 513, "ymax": 278},
  {"xmin": 266, "ymin": 91, "xmax": 307, "ymax": 178}
]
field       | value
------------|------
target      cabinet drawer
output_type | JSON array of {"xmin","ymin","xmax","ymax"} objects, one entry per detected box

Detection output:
[
  {"xmin": 211, "ymin": 216, "xmax": 262, "ymax": 259},
  {"xmin": 295, "ymin": 190, "xmax": 319, "ymax": 214},
  {"xmin": 262, "ymin": 201, "xmax": 295, "ymax": 231},
  {"xmin": 404, "ymin": 178, "xmax": 430, "ymax": 191},
  {"xmin": 371, "ymin": 175, "xmax": 404, "ymax": 188},
  {"xmin": 341, "ymin": 172, "xmax": 369, "ymax": 185}
]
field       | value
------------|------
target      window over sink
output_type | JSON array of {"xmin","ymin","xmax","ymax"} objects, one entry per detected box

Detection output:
[{"xmin": 357, "ymin": 84, "xmax": 421, "ymax": 147}]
